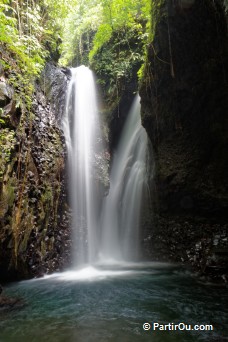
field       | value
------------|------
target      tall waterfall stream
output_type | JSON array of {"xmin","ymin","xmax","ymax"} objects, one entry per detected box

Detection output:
[
  {"xmin": 1, "ymin": 66, "xmax": 227, "ymax": 342},
  {"xmin": 63, "ymin": 66, "xmax": 104, "ymax": 265},
  {"xmin": 63, "ymin": 66, "xmax": 149, "ymax": 266},
  {"xmin": 100, "ymin": 95, "xmax": 149, "ymax": 262}
]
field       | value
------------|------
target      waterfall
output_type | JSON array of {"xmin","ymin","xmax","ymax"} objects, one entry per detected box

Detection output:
[
  {"xmin": 63, "ymin": 66, "xmax": 103, "ymax": 266},
  {"xmin": 63, "ymin": 66, "xmax": 149, "ymax": 267},
  {"xmin": 100, "ymin": 96, "xmax": 149, "ymax": 262}
]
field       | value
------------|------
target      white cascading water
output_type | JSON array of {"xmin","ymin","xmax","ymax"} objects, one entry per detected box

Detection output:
[
  {"xmin": 63, "ymin": 66, "xmax": 149, "ymax": 267},
  {"xmin": 100, "ymin": 95, "xmax": 148, "ymax": 262},
  {"xmin": 63, "ymin": 66, "xmax": 103, "ymax": 266}
]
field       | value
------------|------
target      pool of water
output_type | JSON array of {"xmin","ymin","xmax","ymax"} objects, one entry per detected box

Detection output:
[{"xmin": 1, "ymin": 262, "xmax": 227, "ymax": 342}]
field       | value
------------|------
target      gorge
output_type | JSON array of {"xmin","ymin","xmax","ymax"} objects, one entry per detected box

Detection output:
[{"xmin": 0, "ymin": 0, "xmax": 228, "ymax": 341}]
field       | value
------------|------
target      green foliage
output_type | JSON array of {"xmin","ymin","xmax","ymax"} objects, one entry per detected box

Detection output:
[
  {"xmin": 0, "ymin": 128, "xmax": 16, "ymax": 181},
  {"xmin": 0, "ymin": 0, "xmax": 71, "ymax": 108},
  {"xmin": 137, "ymin": 0, "xmax": 166, "ymax": 85},
  {"xmin": 89, "ymin": 0, "xmax": 150, "ymax": 62},
  {"xmin": 58, "ymin": 0, "xmax": 151, "ymax": 111},
  {"xmin": 0, "ymin": 0, "xmax": 152, "ymax": 105},
  {"xmin": 89, "ymin": 23, "xmax": 113, "ymax": 60},
  {"xmin": 81, "ymin": 0, "xmax": 150, "ymax": 105},
  {"xmin": 0, "ymin": 1, "xmax": 46, "ymax": 100},
  {"xmin": 60, "ymin": 0, "xmax": 151, "ymax": 67},
  {"xmin": 91, "ymin": 24, "xmax": 145, "ymax": 108},
  {"xmin": 60, "ymin": 1, "xmax": 102, "ymax": 66}
]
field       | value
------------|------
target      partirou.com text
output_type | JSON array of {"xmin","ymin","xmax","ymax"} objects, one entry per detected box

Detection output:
[{"xmin": 143, "ymin": 322, "xmax": 214, "ymax": 331}]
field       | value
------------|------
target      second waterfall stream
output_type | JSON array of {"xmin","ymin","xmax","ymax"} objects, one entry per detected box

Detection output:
[{"xmin": 63, "ymin": 66, "xmax": 150, "ymax": 267}]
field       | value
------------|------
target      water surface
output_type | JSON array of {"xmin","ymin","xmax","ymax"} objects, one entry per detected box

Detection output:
[{"xmin": 1, "ymin": 263, "xmax": 227, "ymax": 342}]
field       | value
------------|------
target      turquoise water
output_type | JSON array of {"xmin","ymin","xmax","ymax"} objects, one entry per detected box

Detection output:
[{"xmin": 1, "ymin": 263, "xmax": 227, "ymax": 342}]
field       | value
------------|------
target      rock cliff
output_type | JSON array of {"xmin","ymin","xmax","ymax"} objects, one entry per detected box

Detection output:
[
  {"xmin": 0, "ymin": 64, "xmax": 71, "ymax": 280},
  {"xmin": 140, "ymin": 0, "xmax": 228, "ymax": 283}
]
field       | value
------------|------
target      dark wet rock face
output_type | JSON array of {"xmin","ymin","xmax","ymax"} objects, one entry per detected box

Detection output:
[
  {"xmin": 0, "ymin": 80, "xmax": 12, "ymax": 106},
  {"xmin": 40, "ymin": 63, "xmax": 70, "ymax": 125},
  {"xmin": 140, "ymin": 0, "xmax": 228, "ymax": 284},
  {"xmin": 0, "ymin": 76, "xmax": 21, "ymax": 129},
  {"xmin": 0, "ymin": 64, "xmax": 72, "ymax": 281}
]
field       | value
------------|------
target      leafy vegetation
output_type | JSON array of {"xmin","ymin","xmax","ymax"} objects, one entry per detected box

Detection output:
[
  {"xmin": 0, "ymin": 0, "xmax": 70, "ymax": 107},
  {"xmin": 0, "ymin": 0, "xmax": 152, "ymax": 103},
  {"xmin": 91, "ymin": 26, "xmax": 145, "ymax": 108},
  {"xmin": 92, "ymin": 0, "xmax": 150, "ymax": 106},
  {"xmin": 60, "ymin": 0, "xmax": 151, "ymax": 66},
  {"xmin": 0, "ymin": 127, "xmax": 16, "ymax": 181},
  {"xmin": 59, "ymin": 0, "xmax": 151, "ymax": 107},
  {"xmin": 89, "ymin": 0, "xmax": 150, "ymax": 60},
  {"xmin": 59, "ymin": 0, "xmax": 102, "ymax": 66}
]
